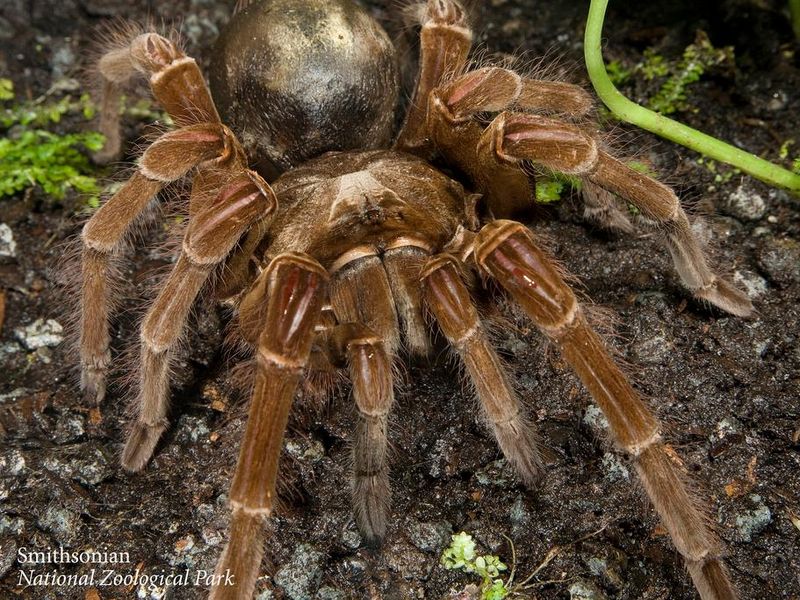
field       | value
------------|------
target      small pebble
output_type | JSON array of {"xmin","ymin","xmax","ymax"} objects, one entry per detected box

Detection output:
[
  {"xmin": 316, "ymin": 588, "xmax": 345, "ymax": 600},
  {"xmin": 509, "ymin": 494, "xmax": 531, "ymax": 536},
  {"xmin": 474, "ymin": 459, "xmax": 514, "ymax": 488},
  {"xmin": 14, "ymin": 318, "xmax": 64, "ymax": 350},
  {"xmin": 583, "ymin": 405, "xmax": 609, "ymax": 433},
  {"xmin": 0, "ymin": 539, "xmax": 18, "ymax": 579},
  {"xmin": 37, "ymin": 505, "xmax": 81, "ymax": 545},
  {"xmin": 274, "ymin": 543, "xmax": 324, "ymax": 600},
  {"xmin": 569, "ymin": 580, "xmax": 608, "ymax": 600},
  {"xmin": 724, "ymin": 184, "xmax": 766, "ymax": 221},
  {"xmin": 0, "ymin": 449, "xmax": 26, "ymax": 477},
  {"xmin": 340, "ymin": 521, "xmax": 362, "ymax": 550},
  {"xmin": 735, "ymin": 494, "xmax": 772, "ymax": 542},
  {"xmin": 285, "ymin": 438, "xmax": 325, "ymax": 463},
  {"xmin": 733, "ymin": 271, "xmax": 768, "ymax": 300},
  {"xmin": 601, "ymin": 452, "xmax": 630, "ymax": 481},
  {"xmin": 407, "ymin": 519, "xmax": 452, "ymax": 553},
  {"xmin": 0, "ymin": 224, "xmax": 16, "ymax": 258},
  {"xmin": 631, "ymin": 330, "xmax": 672, "ymax": 364},
  {"xmin": 758, "ymin": 239, "xmax": 800, "ymax": 286}
]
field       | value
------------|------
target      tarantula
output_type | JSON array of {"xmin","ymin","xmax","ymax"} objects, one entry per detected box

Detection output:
[{"xmin": 77, "ymin": 0, "xmax": 754, "ymax": 597}]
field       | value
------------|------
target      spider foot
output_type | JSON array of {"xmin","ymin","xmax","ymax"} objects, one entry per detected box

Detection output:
[
  {"xmin": 493, "ymin": 419, "xmax": 545, "ymax": 487},
  {"xmin": 80, "ymin": 363, "xmax": 108, "ymax": 405},
  {"xmin": 695, "ymin": 277, "xmax": 753, "ymax": 317},
  {"xmin": 121, "ymin": 421, "xmax": 167, "ymax": 472},
  {"xmin": 353, "ymin": 471, "xmax": 389, "ymax": 547}
]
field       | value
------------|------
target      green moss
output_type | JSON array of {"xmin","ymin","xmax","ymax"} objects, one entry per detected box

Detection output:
[
  {"xmin": 642, "ymin": 31, "xmax": 734, "ymax": 115},
  {"xmin": 0, "ymin": 80, "xmax": 105, "ymax": 206},
  {"xmin": 535, "ymin": 173, "xmax": 583, "ymax": 204},
  {"xmin": 605, "ymin": 60, "xmax": 632, "ymax": 86}
]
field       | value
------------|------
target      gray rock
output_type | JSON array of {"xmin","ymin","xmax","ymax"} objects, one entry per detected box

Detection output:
[
  {"xmin": 758, "ymin": 239, "xmax": 800, "ymax": 286},
  {"xmin": 51, "ymin": 41, "xmax": 76, "ymax": 80},
  {"xmin": 601, "ymin": 452, "xmax": 630, "ymax": 481},
  {"xmin": 407, "ymin": 519, "xmax": 452, "ymax": 553},
  {"xmin": 474, "ymin": 459, "xmax": 515, "ymax": 488},
  {"xmin": 0, "ymin": 516, "xmax": 24, "ymax": 535},
  {"xmin": 0, "ymin": 539, "xmax": 17, "ymax": 579},
  {"xmin": 631, "ymin": 330, "xmax": 672, "ymax": 364},
  {"xmin": 509, "ymin": 494, "xmax": 530, "ymax": 537},
  {"xmin": 735, "ymin": 494, "xmax": 772, "ymax": 542},
  {"xmin": 175, "ymin": 415, "xmax": 210, "ymax": 444},
  {"xmin": 52, "ymin": 412, "xmax": 86, "ymax": 444},
  {"xmin": 315, "ymin": 588, "xmax": 345, "ymax": 600},
  {"xmin": 569, "ymin": 580, "xmax": 608, "ymax": 599},
  {"xmin": 0, "ymin": 224, "xmax": 16, "ymax": 258},
  {"xmin": 724, "ymin": 184, "xmax": 767, "ymax": 221},
  {"xmin": 733, "ymin": 270, "xmax": 768, "ymax": 300},
  {"xmin": 0, "ymin": 449, "xmax": 27, "ymax": 477},
  {"xmin": 713, "ymin": 417, "xmax": 743, "ymax": 440},
  {"xmin": 274, "ymin": 543, "xmax": 325, "ymax": 600},
  {"xmin": 37, "ymin": 505, "xmax": 81, "ymax": 545},
  {"xmin": 340, "ymin": 521, "xmax": 362, "ymax": 550},
  {"xmin": 583, "ymin": 405, "xmax": 609, "ymax": 433},
  {"xmin": 14, "ymin": 318, "xmax": 64, "ymax": 350},
  {"xmin": 285, "ymin": 437, "xmax": 325, "ymax": 463}
]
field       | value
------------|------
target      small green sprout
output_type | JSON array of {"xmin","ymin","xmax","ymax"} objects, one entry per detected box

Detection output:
[
  {"xmin": 0, "ymin": 129, "xmax": 105, "ymax": 202},
  {"xmin": 441, "ymin": 532, "xmax": 509, "ymax": 600},
  {"xmin": 0, "ymin": 79, "xmax": 105, "ymax": 206}
]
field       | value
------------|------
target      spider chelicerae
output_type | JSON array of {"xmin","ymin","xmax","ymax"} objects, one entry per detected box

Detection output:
[{"xmin": 77, "ymin": 0, "xmax": 753, "ymax": 598}]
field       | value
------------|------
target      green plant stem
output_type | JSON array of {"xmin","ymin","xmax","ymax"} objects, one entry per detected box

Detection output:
[{"xmin": 584, "ymin": 0, "xmax": 800, "ymax": 193}]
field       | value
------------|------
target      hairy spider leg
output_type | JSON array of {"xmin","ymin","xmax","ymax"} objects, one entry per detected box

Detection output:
[
  {"xmin": 80, "ymin": 30, "xmax": 231, "ymax": 403},
  {"xmin": 425, "ymin": 72, "xmax": 753, "ymax": 316},
  {"xmin": 421, "ymin": 253, "xmax": 545, "ymax": 485},
  {"xmin": 328, "ymin": 254, "xmax": 403, "ymax": 539},
  {"xmin": 326, "ymin": 323, "xmax": 395, "ymax": 544},
  {"xmin": 122, "ymin": 169, "xmax": 275, "ymax": 471},
  {"xmin": 211, "ymin": 253, "xmax": 327, "ymax": 600},
  {"xmin": 94, "ymin": 32, "xmax": 220, "ymax": 163},
  {"xmin": 395, "ymin": 0, "xmax": 472, "ymax": 155},
  {"xmin": 80, "ymin": 123, "xmax": 244, "ymax": 404},
  {"xmin": 475, "ymin": 220, "xmax": 737, "ymax": 600},
  {"xmin": 383, "ymin": 246, "xmax": 431, "ymax": 356}
]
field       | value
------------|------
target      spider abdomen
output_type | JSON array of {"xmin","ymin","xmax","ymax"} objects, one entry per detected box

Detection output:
[{"xmin": 209, "ymin": 0, "xmax": 400, "ymax": 180}]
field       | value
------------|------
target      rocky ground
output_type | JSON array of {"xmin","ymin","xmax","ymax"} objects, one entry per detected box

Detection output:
[{"xmin": 1, "ymin": 0, "xmax": 799, "ymax": 599}]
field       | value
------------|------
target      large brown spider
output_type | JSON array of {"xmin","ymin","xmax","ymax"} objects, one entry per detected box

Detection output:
[{"xmin": 77, "ymin": 0, "xmax": 754, "ymax": 598}]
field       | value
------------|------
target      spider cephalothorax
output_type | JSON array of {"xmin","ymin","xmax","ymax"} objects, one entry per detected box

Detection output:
[{"xmin": 79, "ymin": 1, "xmax": 753, "ymax": 598}]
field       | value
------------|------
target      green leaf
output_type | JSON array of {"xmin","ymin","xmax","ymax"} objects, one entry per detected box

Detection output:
[
  {"xmin": 0, "ymin": 79, "xmax": 13, "ymax": 102},
  {"xmin": 482, "ymin": 579, "xmax": 509, "ymax": 600}
]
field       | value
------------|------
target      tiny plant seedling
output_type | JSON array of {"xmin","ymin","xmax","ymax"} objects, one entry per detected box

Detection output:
[{"xmin": 441, "ymin": 532, "xmax": 510, "ymax": 599}]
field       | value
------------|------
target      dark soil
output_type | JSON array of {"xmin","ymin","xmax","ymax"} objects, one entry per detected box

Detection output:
[{"xmin": 1, "ymin": 1, "xmax": 799, "ymax": 599}]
